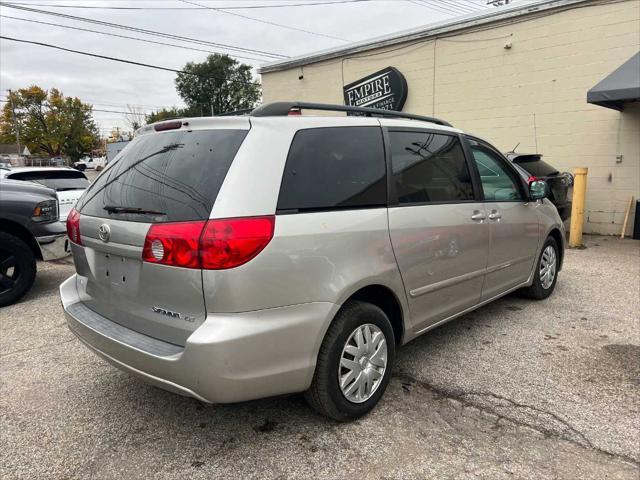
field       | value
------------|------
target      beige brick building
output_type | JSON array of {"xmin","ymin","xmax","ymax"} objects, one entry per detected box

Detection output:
[{"xmin": 259, "ymin": 0, "xmax": 640, "ymax": 236}]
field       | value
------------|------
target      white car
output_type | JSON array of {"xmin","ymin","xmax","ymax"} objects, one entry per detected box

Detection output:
[
  {"xmin": 0, "ymin": 167, "xmax": 90, "ymax": 226},
  {"xmin": 73, "ymin": 157, "xmax": 105, "ymax": 171},
  {"xmin": 73, "ymin": 157, "xmax": 106, "ymax": 172}
]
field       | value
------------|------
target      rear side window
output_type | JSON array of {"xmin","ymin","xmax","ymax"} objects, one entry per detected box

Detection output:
[
  {"xmin": 389, "ymin": 131, "xmax": 474, "ymax": 204},
  {"xmin": 277, "ymin": 127, "xmax": 386, "ymax": 212},
  {"xmin": 77, "ymin": 129, "xmax": 247, "ymax": 223}
]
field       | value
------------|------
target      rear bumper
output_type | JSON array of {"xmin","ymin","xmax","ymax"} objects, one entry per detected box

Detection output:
[
  {"xmin": 60, "ymin": 274, "xmax": 338, "ymax": 403},
  {"xmin": 555, "ymin": 202, "xmax": 572, "ymax": 221}
]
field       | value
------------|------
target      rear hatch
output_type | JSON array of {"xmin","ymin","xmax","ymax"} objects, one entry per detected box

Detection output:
[
  {"xmin": 72, "ymin": 123, "xmax": 249, "ymax": 345},
  {"xmin": 511, "ymin": 155, "xmax": 570, "ymax": 204},
  {"xmin": 7, "ymin": 169, "xmax": 89, "ymax": 225}
]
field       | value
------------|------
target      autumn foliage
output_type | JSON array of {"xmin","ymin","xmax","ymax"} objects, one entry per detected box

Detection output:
[{"xmin": 0, "ymin": 86, "xmax": 100, "ymax": 161}]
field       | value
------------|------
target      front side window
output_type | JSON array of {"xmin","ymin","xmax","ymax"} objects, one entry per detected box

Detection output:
[
  {"xmin": 389, "ymin": 131, "xmax": 474, "ymax": 204},
  {"xmin": 277, "ymin": 127, "xmax": 386, "ymax": 212},
  {"xmin": 468, "ymin": 139, "xmax": 523, "ymax": 201}
]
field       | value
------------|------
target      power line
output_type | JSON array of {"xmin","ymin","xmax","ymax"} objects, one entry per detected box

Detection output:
[
  {"xmin": 1, "ymin": 94, "xmax": 178, "ymax": 111},
  {"xmin": 458, "ymin": 0, "xmax": 489, "ymax": 8},
  {"xmin": 407, "ymin": 0, "xmax": 461, "ymax": 16},
  {"xmin": 179, "ymin": 0, "xmax": 349, "ymax": 42},
  {"xmin": 0, "ymin": 36, "xmax": 262, "ymax": 85},
  {"xmin": 0, "ymin": 14, "xmax": 270, "ymax": 62},
  {"xmin": 416, "ymin": 0, "xmax": 476, "ymax": 15},
  {"xmin": 3, "ymin": 0, "xmax": 374, "ymax": 10},
  {"xmin": 0, "ymin": 2, "xmax": 288, "ymax": 59},
  {"xmin": 0, "ymin": 99, "xmax": 151, "ymax": 115}
]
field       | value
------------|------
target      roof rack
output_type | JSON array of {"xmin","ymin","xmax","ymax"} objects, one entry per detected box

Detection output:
[
  {"xmin": 216, "ymin": 108, "xmax": 253, "ymax": 117},
  {"xmin": 250, "ymin": 101, "xmax": 453, "ymax": 127}
]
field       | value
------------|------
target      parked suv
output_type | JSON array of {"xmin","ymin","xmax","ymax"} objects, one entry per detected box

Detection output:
[
  {"xmin": 506, "ymin": 152, "xmax": 573, "ymax": 221},
  {"xmin": 0, "ymin": 167, "xmax": 90, "ymax": 226},
  {"xmin": 60, "ymin": 102, "xmax": 565, "ymax": 420}
]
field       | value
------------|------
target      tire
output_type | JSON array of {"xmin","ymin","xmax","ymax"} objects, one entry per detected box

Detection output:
[
  {"xmin": 305, "ymin": 301, "xmax": 396, "ymax": 421},
  {"xmin": 0, "ymin": 232, "xmax": 37, "ymax": 307},
  {"xmin": 521, "ymin": 236, "xmax": 559, "ymax": 300}
]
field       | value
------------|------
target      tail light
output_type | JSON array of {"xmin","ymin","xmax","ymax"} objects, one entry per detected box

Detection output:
[
  {"xmin": 142, "ymin": 221, "xmax": 205, "ymax": 269},
  {"xmin": 142, "ymin": 216, "xmax": 274, "ymax": 270},
  {"xmin": 154, "ymin": 120, "xmax": 182, "ymax": 131},
  {"xmin": 66, "ymin": 208, "xmax": 82, "ymax": 245},
  {"xmin": 200, "ymin": 216, "xmax": 275, "ymax": 269}
]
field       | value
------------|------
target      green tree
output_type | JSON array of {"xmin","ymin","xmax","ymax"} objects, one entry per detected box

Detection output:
[
  {"xmin": 145, "ymin": 106, "xmax": 194, "ymax": 124},
  {"xmin": 0, "ymin": 86, "xmax": 99, "ymax": 161},
  {"xmin": 174, "ymin": 54, "xmax": 261, "ymax": 116}
]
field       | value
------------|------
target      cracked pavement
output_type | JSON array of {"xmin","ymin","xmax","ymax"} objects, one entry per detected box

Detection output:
[{"xmin": 1, "ymin": 235, "xmax": 639, "ymax": 479}]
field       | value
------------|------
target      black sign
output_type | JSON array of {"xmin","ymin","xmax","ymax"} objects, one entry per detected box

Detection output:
[{"xmin": 343, "ymin": 67, "xmax": 407, "ymax": 111}]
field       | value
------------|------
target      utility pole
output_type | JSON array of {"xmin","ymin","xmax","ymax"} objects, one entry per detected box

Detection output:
[{"xmin": 7, "ymin": 89, "xmax": 22, "ymax": 162}]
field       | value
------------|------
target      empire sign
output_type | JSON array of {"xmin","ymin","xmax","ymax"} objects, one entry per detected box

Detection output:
[{"xmin": 343, "ymin": 67, "xmax": 408, "ymax": 111}]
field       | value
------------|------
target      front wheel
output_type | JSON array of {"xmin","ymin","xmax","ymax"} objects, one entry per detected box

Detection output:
[
  {"xmin": 0, "ymin": 232, "xmax": 37, "ymax": 307},
  {"xmin": 305, "ymin": 301, "xmax": 395, "ymax": 421},
  {"xmin": 521, "ymin": 236, "xmax": 559, "ymax": 300}
]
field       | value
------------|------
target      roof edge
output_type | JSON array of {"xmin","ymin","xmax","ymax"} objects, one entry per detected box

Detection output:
[{"xmin": 259, "ymin": 0, "xmax": 592, "ymax": 74}]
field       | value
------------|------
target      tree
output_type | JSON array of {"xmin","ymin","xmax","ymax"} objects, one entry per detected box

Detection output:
[
  {"xmin": 0, "ymin": 86, "xmax": 99, "ymax": 161},
  {"xmin": 145, "ymin": 106, "xmax": 194, "ymax": 124},
  {"xmin": 124, "ymin": 104, "xmax": 146, "ymax": 132},
  {"xmin": 174, "ymin": 54, "xmax": 261, "ymax": 116}
]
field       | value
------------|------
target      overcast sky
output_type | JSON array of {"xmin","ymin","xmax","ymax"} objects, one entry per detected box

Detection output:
[{"xmin": 0, "ymin": 0, "xmax": 502, "ymax": 136}]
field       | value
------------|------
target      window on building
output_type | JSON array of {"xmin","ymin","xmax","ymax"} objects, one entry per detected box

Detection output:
[
  {"xmin": 277, "ymin": 127, "xmax": 386, "ymax": 212},
  {"xmin": 389, "ymin": 131, "xmax": 474, "ymax": 204},
  {"xmin": 467, "ymin": 139, "xmax": 523, "ymax": 201}
]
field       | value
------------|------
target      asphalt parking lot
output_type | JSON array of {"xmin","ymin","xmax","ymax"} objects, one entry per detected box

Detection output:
[{"xmin": 1, "ymin": 235, "xmax": 638, "ymax": 479}]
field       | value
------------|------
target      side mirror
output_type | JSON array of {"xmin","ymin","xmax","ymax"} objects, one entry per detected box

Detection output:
[{"xmin": 529, "ymin": 179, "xmax": 548, "ymax": 200}]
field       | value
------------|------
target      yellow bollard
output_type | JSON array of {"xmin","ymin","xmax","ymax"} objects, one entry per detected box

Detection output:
[{"xmin": 569, "ymin": 167, "xmax": 588, "ymax": 248}]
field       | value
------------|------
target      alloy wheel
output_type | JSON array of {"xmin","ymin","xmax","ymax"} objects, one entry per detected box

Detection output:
[
  {"xmin": 539, "ymin": 245, "xmax": 557, "ymax": 290},
  {"xmin": 338, "ymin": 323, "xmax": 388, "ymax": 403}
]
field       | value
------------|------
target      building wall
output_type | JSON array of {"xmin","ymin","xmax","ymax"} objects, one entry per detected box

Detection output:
[{"xmin": 261, "ymin": 0, "xmax": 640, "ymax": 235}]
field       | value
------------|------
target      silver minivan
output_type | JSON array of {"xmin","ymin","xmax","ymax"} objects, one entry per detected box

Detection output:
[{"xmin": 60, "ymin": 102, "xmax": 564, "ymax": 420}]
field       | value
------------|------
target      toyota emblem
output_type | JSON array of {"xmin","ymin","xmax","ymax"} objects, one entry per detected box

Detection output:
[{"xmin": 98, "ymin": 223, "xmax": 111, "ymax": 243}]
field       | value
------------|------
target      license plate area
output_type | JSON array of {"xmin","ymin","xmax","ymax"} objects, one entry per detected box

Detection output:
[{"xmin": 94, "ymin": 252, "xmax": 142, "ymax": 295}]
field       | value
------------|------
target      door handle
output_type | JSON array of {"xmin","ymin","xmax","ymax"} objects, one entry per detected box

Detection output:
[
  {"xmin": 471, "ymin": 211, "xmax": 486, "ymax": 221},
  {"xmin": 488, "ymin": 210, "xmax": 502, "ymax": 220}
]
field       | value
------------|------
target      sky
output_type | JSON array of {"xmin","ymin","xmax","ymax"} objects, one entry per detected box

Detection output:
[{"xmin": 0, "ymin": 0, "xmax": 504, "ymax": 137}]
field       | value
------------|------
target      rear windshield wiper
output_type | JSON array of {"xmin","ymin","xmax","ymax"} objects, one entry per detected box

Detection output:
[{"xmin": 103, "ymin": 205, "xmax": 166, "ymax": 215}]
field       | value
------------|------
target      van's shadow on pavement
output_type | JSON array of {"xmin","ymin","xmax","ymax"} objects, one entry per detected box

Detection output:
[{"xmin": 83, "ymin": 291, "xmax": 526, "ymax": 437}]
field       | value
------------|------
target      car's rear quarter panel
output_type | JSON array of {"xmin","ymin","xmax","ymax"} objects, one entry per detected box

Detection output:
[{"xmin": 203, "ymin": 116, "xmax": 411, "ymax": 329}]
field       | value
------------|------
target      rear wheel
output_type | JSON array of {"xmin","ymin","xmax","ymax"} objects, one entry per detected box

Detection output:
[
  {"xmin": 521, "ymin": 236, "xmax": 559, "ymax": 300},
  {"xmin": 0, "ymin": 232, "xmax": 37, "ymax": 307},
  {"xmin": 305, "ymin": 301, "xmax": 395, "ymax": 421}
]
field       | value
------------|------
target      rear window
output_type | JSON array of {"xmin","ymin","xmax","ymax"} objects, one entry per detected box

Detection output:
[
  {"xmin": 8, "ymin": 170, "xmax": 89, "ymax": 191},
  {"xmin": 277, "ymin": 127, "xmax": 386, "ymax": 212},
  {"xmin": 512, "ymin": 156, "xmax": 559, "ymax": 177},
  {"xmin": 77, "ymin": 129, "xmax": 247, "ymax": 223}
]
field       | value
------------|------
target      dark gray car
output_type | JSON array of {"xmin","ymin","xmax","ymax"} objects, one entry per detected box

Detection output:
[{"xmin": 0, "ymin": 178, "xmax": 70, "ymax": 306}]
